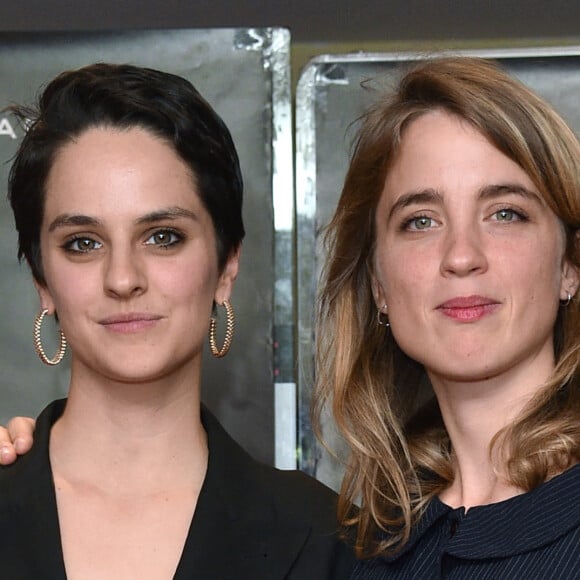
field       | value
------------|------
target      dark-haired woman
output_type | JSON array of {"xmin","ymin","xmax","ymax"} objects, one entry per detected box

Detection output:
[{"xmin": 0, "ymin": 63, "xmax": 353, "ymax": 579}]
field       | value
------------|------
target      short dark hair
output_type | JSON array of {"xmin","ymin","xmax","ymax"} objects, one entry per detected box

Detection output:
[{"xmin": 7, "ymin": 62, "xmax": 245, "ymax": 284}]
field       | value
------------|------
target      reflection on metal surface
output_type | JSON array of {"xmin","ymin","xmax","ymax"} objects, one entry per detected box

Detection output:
[
  {"xmin": 270, "ymin": 29, "xmax": 293, "ymax": 233},
  {"xmin": 234, "ymin": 28, "xmax": 267, "ymax": 51},
  {"xmin": 296, "ymin": 46, "xmax": 580, "ymax": 490},
  {"xmin": 275, "ymin": 382, "xmax": 297, "ymax": 469},
  {"xmin": 270, "ymin": 29, "xmax": 296, "ymax": 401},
  {"xmin": 295, "ymin": 62, "xmax": 320, "ymax": 478},
  {"xmin": 317, "ymin": 63, "xmax": 349, "ymax": 86}
]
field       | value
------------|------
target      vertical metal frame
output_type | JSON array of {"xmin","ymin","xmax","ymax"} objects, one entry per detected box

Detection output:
[{"xmin": 267, "ymin": 29, "xmax": 299, "ymax": 469}]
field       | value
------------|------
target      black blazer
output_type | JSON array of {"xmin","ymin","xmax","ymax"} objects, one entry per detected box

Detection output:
[{"xmin": 0, "ymin": 399, "xmax": 354, "ymax": 579}]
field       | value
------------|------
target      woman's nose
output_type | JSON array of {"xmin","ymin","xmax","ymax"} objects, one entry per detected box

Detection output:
[
  {"xmin": 103, "ymin": 248, "xmax": 147, "ymax": 298},
  {"xmin": 439, "ymin": 225, "xmax": 488, "ymax": 278}
]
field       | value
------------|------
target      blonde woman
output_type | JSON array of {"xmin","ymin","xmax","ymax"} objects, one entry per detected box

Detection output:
[{"xmin": 315, "ymin": 57, "xmax": 579, "ymax": 577}]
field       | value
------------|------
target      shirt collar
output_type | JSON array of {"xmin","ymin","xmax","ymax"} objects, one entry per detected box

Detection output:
[{"xmin": 384, "ymin": 463, "xmax": 580, "ymax": 561}]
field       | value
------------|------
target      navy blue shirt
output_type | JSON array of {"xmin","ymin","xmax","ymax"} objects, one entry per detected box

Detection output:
[{"xmin": 352, "ymin": 463, "xmax": 580, "ymax": 579}]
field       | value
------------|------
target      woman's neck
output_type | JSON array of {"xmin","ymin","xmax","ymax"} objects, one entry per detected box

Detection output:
[
  {"xmin": 430, "ymin": 356, "xmax": 555, "ymax": 509},
  {"xmin": 49, "ymin": 369, "xmax": 208, "ymax": 496}
]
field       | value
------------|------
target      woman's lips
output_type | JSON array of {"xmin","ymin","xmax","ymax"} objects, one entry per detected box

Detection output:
[
  {"xmin": 436, "ymin": 296, "xmax": 500, "ymax": 322},
  {"xmin": 99, "ymin": 313, "xmax": 162, "ymax": 333}
]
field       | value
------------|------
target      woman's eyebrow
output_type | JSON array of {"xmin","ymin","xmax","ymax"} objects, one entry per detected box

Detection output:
[
  {"xmin": 48, "ymin": 214, "xmax": 100, "ymax": 232},
  {"xmin": 478, "ymin": 183, "xmax": 544, "ymax": 205},
  {"xmin": 387, "ymin": 189, "xmax": 442, "ymax": 221},
  {"xmin": 135, "ymin": 207, "xmax": 199, "ymax": 225}
]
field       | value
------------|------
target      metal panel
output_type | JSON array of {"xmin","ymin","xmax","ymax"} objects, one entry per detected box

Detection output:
[
  {"xmin": 0, "ymin": 28, "xmax": 293, "ymax": 466},
  {"xmin": 295, "ymin": 47, "xmax": 580, "ymax": 489}
]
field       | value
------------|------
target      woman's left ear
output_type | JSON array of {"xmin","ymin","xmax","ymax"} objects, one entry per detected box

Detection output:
[
  {"xmin": 214, "ymin": 245, "xmax": 241, "ymax": 305},
  {"xmin": 33, "ymin": 279, "xmax": 56, "ymax": 314},
  {"xmin": 560, "ymin": 258, "xmax": 580, "ymax": 302},
  {"xmin": 370, "ymin": 271, "xmax": 386, "ymax": 310}
]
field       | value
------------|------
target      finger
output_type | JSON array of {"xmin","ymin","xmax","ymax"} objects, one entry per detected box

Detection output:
[
  {"xmin": 0, "ymin": 427, "xmax": 18, "ymax": 465},
  {"xmin": 8, "ymin": 417, "xmax": 36, "ymax": 456}
]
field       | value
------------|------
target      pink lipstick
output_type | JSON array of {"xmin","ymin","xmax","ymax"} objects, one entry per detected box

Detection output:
[
  {"xmin": 99, "ymin": 313, "xmax": 162, "ymax": 334},
  {"xmin": 436, "ymin": 296, "xmax": 500, "ymax": 322}
]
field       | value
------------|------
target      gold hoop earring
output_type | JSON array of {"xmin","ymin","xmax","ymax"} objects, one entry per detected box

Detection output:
[
  {"xmin": 377, "ymin": 304, "xmax": 389, "ymax": 327},
  {"xmin": 33, "ymin": 309, "xmax": 67, "ymax": 366},
  {"xmin": 209, "ymin": 300, "xmax": 235, "ymax": 358}
]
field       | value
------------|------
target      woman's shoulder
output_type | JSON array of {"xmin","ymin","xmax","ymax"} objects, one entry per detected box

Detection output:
[
  {"xmin": 200, "ymin": 406, "xmax": 355, "ymax": 578},
  {"xmin": 266, "ymin": 467, "xmax": 355, "ymax": 578},
  {"xmin": 202, "ymin": 404, "xmax": 340, "ymax": 521},
  {"xmin": 267, "ymin": 464, "xmax": 340, "ymax": 523}
]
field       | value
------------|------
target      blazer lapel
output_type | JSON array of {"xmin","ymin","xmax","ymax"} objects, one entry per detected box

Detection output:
[{"xmin": 174, "ymin": 406, "xmax": 312, "ymax": 579}]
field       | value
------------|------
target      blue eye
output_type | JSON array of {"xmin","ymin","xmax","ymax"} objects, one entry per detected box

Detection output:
[
  {"xmin": 144, "ymin": 229, "xmax": 183, "ymax": 248},
  {"xmin": 493, "ymin": 208, "xmax": 526, "ymax": 222},
  {"xmin": 406, "ymin": 216, "xmax": 434, "ymax": 230},
  {"xmin": 64, "ymin": 237, "xmax": 102, "ymax": 253},
  {"xmin": 495, "ymin": 209, "xmax": 516, "ymax": 221}
]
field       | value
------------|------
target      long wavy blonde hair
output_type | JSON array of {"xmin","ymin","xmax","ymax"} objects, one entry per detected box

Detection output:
[{"xmin": 314, "ymin": 56, "xmax": 580, "ymax": 558}]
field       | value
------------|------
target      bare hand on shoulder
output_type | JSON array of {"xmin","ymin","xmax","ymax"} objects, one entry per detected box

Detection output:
[{"xmin": 0, "ymin": 417, "xmax": 35, "ymax": 465}]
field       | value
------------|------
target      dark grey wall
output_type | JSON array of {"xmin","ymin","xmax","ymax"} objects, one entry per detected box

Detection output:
[{"xmin": 1, "ymin": 0, "xmax": 579, "ymax": 42}]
